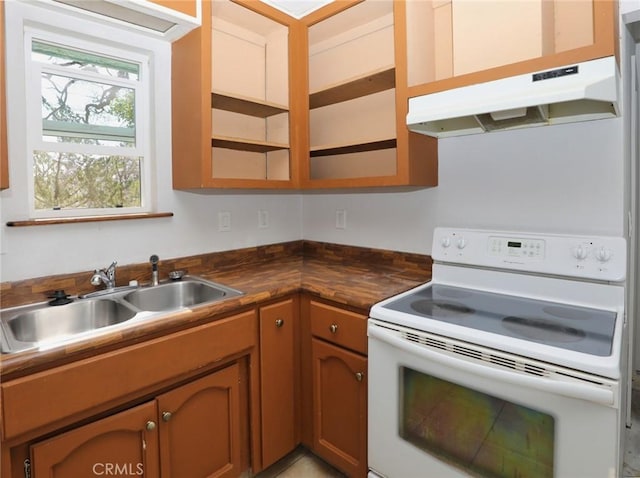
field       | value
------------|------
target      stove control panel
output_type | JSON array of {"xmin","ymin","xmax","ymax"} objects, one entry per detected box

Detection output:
[
  {"xmin": 488, "ymin": 236, "xmax": 546, "ymax": 260},
  {"xmin": 433, "ymin": 228, "xmax": 627, "ymax": 281}
]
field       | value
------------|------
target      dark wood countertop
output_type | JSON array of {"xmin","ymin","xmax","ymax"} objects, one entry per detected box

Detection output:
[{"xmin": 0, "ymin": 241, "xmax": 432, "ymax": 379}]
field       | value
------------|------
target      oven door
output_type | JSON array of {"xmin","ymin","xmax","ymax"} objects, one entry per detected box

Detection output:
[{"xmin": 367, "ymin": 320, "xmax": 622, "ymax": 478}]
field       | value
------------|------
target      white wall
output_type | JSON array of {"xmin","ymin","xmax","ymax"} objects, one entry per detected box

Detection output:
[
  {"xmin": 0, "ymin": 2, "xmax": 303, "ymax": 283},
  {"xmin": 303, "ymin": 118, "xmax": 625, "ymax": 254},
  {"xmin": 0, "ymin": 1, "xmax": 628, "ymax": 283}
]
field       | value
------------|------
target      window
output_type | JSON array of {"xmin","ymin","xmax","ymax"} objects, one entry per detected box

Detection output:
[{"xmin": 25, "ymin": 29, "xmax": 151, "ymax": 217}]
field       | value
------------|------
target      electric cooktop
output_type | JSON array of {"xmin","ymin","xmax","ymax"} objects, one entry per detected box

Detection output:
[{"xmin": 380, "ymin": 283, "xmax": 617, "ymax": 357}]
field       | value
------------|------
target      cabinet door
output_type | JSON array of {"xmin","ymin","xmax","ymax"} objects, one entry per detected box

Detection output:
[
  {"xmin": 260, "ymin": 298, "xmax": 297, "ymax": 468},
  {"xmin": 312, "ymin": 338, "xmax": 367, "ymax": 478},
  {"xmin": 157, "ymin": 363, "xmax": 243, "ymax": 478},
  {"xmin": 30, "ymin": 401, "xmax": 160, "ymax": 478}
]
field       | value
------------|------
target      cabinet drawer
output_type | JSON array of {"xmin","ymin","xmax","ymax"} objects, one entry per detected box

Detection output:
[{"xmin": 309, "ymin": 301, "xmax": 367, "ymax": 355}]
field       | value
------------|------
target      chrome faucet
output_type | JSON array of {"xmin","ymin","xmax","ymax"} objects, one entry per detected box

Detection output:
[
  {"xmin": 90, "ymin": 261, "xmax": 117, "ymax": 290},
  {"xmin": 150, "ymin": 255, "xmax": 159, "ymax": 286}
]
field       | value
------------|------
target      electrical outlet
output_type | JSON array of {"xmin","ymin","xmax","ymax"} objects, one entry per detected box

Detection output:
[
  {"xmin": 218, "ymin": 211, "xmax": 231, "ymax": 232},
  {"xmin": 258, "ymin": 209, "xmax": 269, "ymax": 229},
  {"xmin": 335, "ymin": 209, "xmax": 347, "ymax": 229}
]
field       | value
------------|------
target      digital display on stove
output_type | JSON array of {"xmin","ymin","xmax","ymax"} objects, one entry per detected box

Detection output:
[{"xmin": 507, "ymin": 241, "xmax": 522, "ymax": 248}]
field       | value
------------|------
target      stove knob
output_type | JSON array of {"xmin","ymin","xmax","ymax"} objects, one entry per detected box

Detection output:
[
  {"xmin": 573, "ymin": 244, "xmax": 588, "ymax": 260},
  {"xmin": 595, "ymin": 246, "xmax": 613, "ymax": 263},
  {"xmin": 441, "ymin": 237, "xmax": 451, "ymax": 248},
  {"xmin": 456, "ymin": 238, "xmax": 467, "ymax": 249}
]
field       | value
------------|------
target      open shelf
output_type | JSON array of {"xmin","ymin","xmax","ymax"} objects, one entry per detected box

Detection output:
[
  {"xmin": 309, "ymin": 67, "xmax": 396, "ymax": 109},
  {"xmin": 212, "ymin": 135, "xmax": 289, "ymax": 153},
  {"xmin": 310, "ymin": 138, "xmax": 396, "ymax": 157},
  {"xmin": 211, "ymin": 91, "xmax": 288, "ymax": 118}
]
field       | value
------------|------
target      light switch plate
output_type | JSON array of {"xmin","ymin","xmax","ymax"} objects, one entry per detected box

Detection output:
[
  {"xmin": 218, "ymin": 211, "xmax": 231, "ymax": 232},
  {"xmin": 335, "ymin": 209, "xmax": 347, "ymax": 229}
]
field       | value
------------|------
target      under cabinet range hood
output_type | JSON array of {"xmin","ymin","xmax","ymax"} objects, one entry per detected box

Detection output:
[
  {"xmin": 407, "ymin": 56, "xmax": 619, "ymax": 138},
  {"xmin": 42, "ymin": 0, "xmax": 200, "ymax": 41}
]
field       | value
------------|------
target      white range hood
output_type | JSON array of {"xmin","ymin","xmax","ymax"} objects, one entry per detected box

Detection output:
[{"xmin": 407, "ymin": 56, "xmax": 619, "ymax": 138}]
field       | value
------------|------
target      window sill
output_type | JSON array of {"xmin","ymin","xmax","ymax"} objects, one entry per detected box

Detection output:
[{"xmin": 6, "ymin": 212, "xmax": 173, "ymax": 227}]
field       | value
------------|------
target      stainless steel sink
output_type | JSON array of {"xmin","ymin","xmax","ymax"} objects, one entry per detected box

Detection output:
[
  {"xmin": 1, "ymin": 299, "xmax": 138, "ymax": 352},
  {"xmin": 122, "ymin": 277, "xmax": 242, "ymax": 312},
  {"xmin": 0, "ymin": 276, "xmax": 243, "ymax": 354}
]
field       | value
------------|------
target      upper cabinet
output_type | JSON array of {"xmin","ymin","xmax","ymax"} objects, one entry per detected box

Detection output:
[
  {"xmin": 172, "ymin": 0, "xmax": 301, "ymax": 189},
  {"xmin": 1, "ymin": 1, "xmax": 7, "ymax": 191},
  {"xmin": 403, "ymin": 0, "xmax": 617, "ymax": 97},
  {"xmin": 300, "ymin": 0, "xmax": 437, "ymax": 189}
]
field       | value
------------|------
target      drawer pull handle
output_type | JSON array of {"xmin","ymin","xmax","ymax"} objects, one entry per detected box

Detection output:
[
  {"xmin": 355, "ymin": 372, "xmax": 364, "ymax": 382},
  {"xmin": 146, "ymin": 421, "xmax": 157, "ymax": 431},
  {"xmin": 275, "ymin": 319, "xmax": 284, "ymax": 328},
  {"xmin": 329, "ymin": 324, "xmax": 338, "ymax": 334},
  {"xmin": 162, "ymin": 411, "xmax": 172, "ymax": 422}
]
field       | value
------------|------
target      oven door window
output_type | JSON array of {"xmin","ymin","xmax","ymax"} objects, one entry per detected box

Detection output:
[{"xmin": 401, "ymin": 367, "xmax": 555, "ymax": 478}]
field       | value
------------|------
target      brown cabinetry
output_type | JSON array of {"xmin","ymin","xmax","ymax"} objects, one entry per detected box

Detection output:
[
  {"xmin": 30, "ymin": 363, "xmax": 244, "ymax": 478},
  {"xmin": 31, "ymin": 402, "xmax": 160, "ymax": 478},
  {"xmin": 1, "ymin": 310, "xmax": 258, "ymax": 478},
  {"xmin": 171, "ymin": 0, "xmax": 303, "ymax": 189},
  {"xmin": 302, "ymin": 297, "xmax": 368, "ymax": 478},
  {"xmin": 300, "ymin": 0, "xmax": 437, "ymax": 189},
  {"xmin": 157, "ymin": 364, "xmax": 244, "ymax": 478},
  {"xmin": 401, "ymin": 0, "xmax": 616, "ymax": 97},
  {"xmin": 259, "ymin": 297, "xmax": 299, "ymax": 468}
]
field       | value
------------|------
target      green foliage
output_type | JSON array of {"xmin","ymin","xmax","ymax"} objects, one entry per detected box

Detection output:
[{"xmin": 36, "ymin": 56, "xmax": 141, "ymax": 211}]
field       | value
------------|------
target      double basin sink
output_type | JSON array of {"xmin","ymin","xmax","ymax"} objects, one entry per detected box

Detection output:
[{"xmin": 0, "ymin": 277, "xmax": 243, "ymax": 354}]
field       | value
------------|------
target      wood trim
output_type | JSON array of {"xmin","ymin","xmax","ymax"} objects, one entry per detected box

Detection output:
[
  {"xmin": 309, "ymin": 139, "xmax": 396, "ymax": 157},
  {"xmin": 300, "ymin": 0, "xmax": 365, "ymax": 27},
  {"xmin": 5, "ymin": 212, "xmax": 174, "ymax": 227},
  {"xmin": 394, "ymin": 0, "xmax": 438, "ymax": 187},
  {"xmin": 171, "ymin": 0, "xmax": 211, "ymax": 189},
  {"xmin": 232, "ymin": 0, "xmax": 298, "ymax": 26},
  {"xmin": 0, "ymin": 1, "xmax": 8, "ymax": 191},
  {"xmin": 212, "ymin": 91, "xmax": 288, "ymax": 118},
  {"xmin": 288, "ymin": 20, "xmax": 309, "ymax": 188},
  {"xmin": 212, "ymin": 135, "xmax": 288, "ymax": 153},
  {"xmin": 148, "ymin": 0, "xmax": 198, "ymax": 18},
  {"xmin": 309, "ymin": 67, "xmax": 396, "ymax": 109}
]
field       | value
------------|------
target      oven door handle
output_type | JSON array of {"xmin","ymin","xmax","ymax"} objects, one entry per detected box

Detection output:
[{"xmin": 369, "ymin": 326, "xmax": 615, "ymax": 407}]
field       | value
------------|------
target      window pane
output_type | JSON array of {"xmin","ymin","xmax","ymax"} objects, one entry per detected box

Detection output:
[
  {"xmin": 41, "ymin": 73, "xmax": 136, "ymax": 146},
  {"xmin": 401, "ymin": 367, "xmax": 554, "ymax": 478},
  {"xmin": 34, "ymin": 151, "xmax": 142, "ymax": 210},
  {"xmin": 32, "ymin": 40, "xmax": 140, "ymax": 80}
]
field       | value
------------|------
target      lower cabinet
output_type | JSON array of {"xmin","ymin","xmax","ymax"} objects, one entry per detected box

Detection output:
[
  {"xmin": 311, "ymin": 338, "xmax": 367, "ymax": 478},
  {"xmin": 30, "ymin": 362, "xmax": 244, "ymax": 478},
  {"xmin": 302, "ymin": 297, "xmax": 369, "ymax": 478},
  {"xmin": 259, "ymin": 298, "xmax": 298, "ymax": 469}
]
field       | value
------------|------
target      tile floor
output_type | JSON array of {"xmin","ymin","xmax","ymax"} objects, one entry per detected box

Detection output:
[
  {"xmin": 260, "ymin": 378, "xmax": 640, "ymax": 478},
  {"xmin": 256, "ymin": 448, "xmax": 344, "ymax": 478}
]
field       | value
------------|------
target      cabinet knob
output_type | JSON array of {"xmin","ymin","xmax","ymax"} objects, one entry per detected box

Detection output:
[
  {"xmin": 145, "ymin": 421, "xmax": 156, "ymax": 431},
  {"xmin": 275, "ymin": 318, "xmax": 284, "ymax": 328},
  {"xmin": 355, "ymin": 372, "xmax": 364, "ymax": 382},
  {"xmin": 329, "ymin": 324, "xmax": 338, "ymax": 334},
  {"xmin": 162, "ymin": 411, "xmax": 172, "ymax": 422}
]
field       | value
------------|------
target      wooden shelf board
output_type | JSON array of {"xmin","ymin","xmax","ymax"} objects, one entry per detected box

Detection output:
[
  {"xmin": 6, "ymin": 212, "xmax": 174, "ymax": 227},
  {"xmin": 212, "ymin": 135, "xmax": 289, "ymax": 153},
  {"xmin": 309, "ymin": 67, "xmax": 396, "ymax": 109},
  {"xmin": 310, "ymin": 138, "xmax": 397, "ymax": 157},
  {"xmin": 211, "ymin": 91, "xmax": 288, "ymax": 118}
]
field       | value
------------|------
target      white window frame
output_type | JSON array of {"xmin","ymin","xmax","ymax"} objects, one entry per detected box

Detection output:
[{"xmin": 23, "ymin": 23, "xmax": 152, "ymax": 218}]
